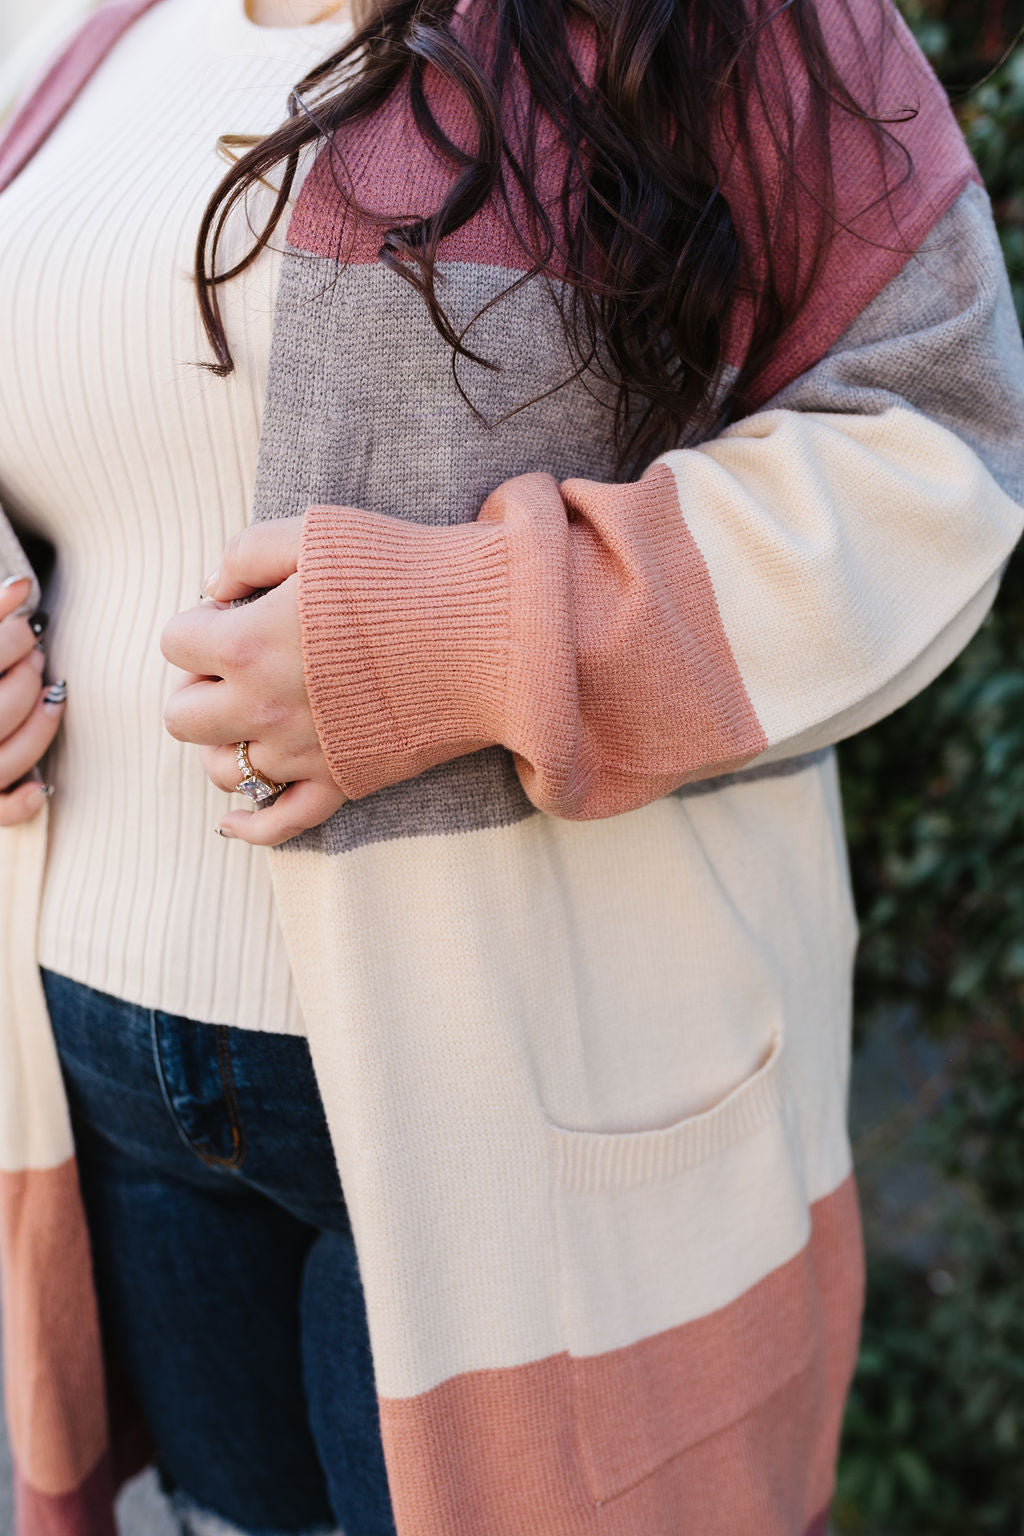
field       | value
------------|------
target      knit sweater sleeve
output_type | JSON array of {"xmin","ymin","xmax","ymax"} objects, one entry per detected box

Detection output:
[{"xmin": 297, "ymin": 179, "xmax": 1024, "ymax": 818}]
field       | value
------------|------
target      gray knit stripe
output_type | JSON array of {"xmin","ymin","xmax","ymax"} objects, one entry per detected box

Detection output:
[
  {"xmin": 768, "ymin": 182, "xmax": 1024, "ymax": 504},
  {"xmin": 252, "ymin": 258, "xmax": 733, "ymax": 530},
  {"xmin": 252, "ymin": 256, "xmax": 738, "ymax": 855},
  {"xmin": 252, "ymin": 260, "xmax": 621, "ymax": 854},
  {"xmin": 267, "ymin": 739, "xmax": 833, "ymax": 859},
  {"xmin": 297, "ymin": 745, "xmax": 536, "ymax": 854}
]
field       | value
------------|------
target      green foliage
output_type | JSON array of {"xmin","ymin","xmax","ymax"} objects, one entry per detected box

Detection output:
[
  {"xmin": 835, "ymin": 1045, "xmax": 1024, "ymax": 1533},
  {"xmin": 836, "ymin": 5, "xmax": 1024, "ymax": 1532},
  {"xmin": 843, "ymin": 555, "xmax": 1024, "ymax": 1030},
  {"xmin": 895, "ymin": 4, "xmax": 1024, "ymax": 320}
]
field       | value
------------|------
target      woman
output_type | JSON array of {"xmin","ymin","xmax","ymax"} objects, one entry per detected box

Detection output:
[{"xmin": 0, "ymin": 0, "xmax": 1022, "ymax": 1532}]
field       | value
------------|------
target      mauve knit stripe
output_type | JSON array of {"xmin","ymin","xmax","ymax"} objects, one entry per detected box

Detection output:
[
  {"xmin": 286, "ymin": 0, "xmax": 976, "ymax": 393},
  {"xmin": 298, "ymin": 462, "xmax": 766, "ymax": 817},
  {"xmin": 739, "ymin": 158, "xmax": 980, "ymax": 407},
  {"xmin": 568, "ymin": 1173, "xmax": 862, "ymax": 1507},
  {"xmin": 0, "ymin": 1164, "xmax": 108, "ymax": 1494},
  {"xmin": 768, "ymin": 183, "xmax": 1024, "ymax": 508},
  {"xmin": 378, "ymin": 1177, "xmax": 861, "ymax": 1535},
  {"xmin": 288, "ymin": 80, "xmax": 563, "ymax": 275},
  {"xmin": 14, "ymin": 1456, "xmax": 118, "ymax": 1536},
  {"xmin": 299, "ymin": 509, "xmax": 511, "ymax": 796}
]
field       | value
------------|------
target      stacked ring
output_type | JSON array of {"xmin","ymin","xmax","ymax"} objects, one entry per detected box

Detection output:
[{"xmin": 234, "ymin": 741, "xmax": 288, "ymax": 805}]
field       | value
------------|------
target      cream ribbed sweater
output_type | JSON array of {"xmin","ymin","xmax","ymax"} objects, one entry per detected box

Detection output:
[{"xmin": 0, "ymin": 0, "xmax": 350, "ymax": 1031}]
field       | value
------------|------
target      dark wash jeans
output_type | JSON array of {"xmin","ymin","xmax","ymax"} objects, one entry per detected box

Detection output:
[{"xmin": 41, "ymin": 968, "xmax": 398, "ymax": 1536}]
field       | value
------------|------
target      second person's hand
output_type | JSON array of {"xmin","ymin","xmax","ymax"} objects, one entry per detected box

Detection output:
[{"xmin": 0, "ymin": 575, "xmax": 66, "ymax": 826}]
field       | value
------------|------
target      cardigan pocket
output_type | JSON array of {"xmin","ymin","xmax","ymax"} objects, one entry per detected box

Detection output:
[{"xmin": 545, "ymin": 1032, "xmax": 819, "ymax": 1505}]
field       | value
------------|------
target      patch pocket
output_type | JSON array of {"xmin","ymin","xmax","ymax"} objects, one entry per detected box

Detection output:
[{"xmin": 546, "ymin": 1033, "xmax": 817, "ymax": 1505}]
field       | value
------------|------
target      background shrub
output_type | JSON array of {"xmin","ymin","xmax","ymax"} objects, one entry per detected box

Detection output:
[{"xmin": 835, "ymin": 5, "xmax": 1024, "ymax": 1531}]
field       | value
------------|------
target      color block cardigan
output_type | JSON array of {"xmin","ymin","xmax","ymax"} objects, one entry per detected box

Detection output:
[{"xmin": 1, "ymin": 3, "xmax": 1023, "ymax": 1534}]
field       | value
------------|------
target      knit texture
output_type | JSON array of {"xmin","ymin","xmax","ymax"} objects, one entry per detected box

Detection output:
[{"xmin": 1, "ymin": 3, "xmax": 1023, "ymax": 1535}]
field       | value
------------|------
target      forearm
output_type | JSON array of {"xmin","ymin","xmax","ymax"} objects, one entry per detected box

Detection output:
[{"xmin": 298, "ymin": 187, "xmax": 1024, "ymax": 817}]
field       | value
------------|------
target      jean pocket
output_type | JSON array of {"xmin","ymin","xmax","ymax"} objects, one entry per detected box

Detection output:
[{"xmin": 546, "ymin": 1032, "xmax": 818, "ymax": 1505}]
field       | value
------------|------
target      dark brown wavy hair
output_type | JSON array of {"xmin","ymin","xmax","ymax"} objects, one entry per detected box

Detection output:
[{"xmin": 196, "ymin": 0, "xmax": 911, "ymax": 472}]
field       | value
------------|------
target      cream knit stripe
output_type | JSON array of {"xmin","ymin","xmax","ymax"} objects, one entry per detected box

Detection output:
[
  {"xmin": 0, "ymin": 811, "xmax": 72, "ymax": 1172},
  {"xmin": 550, "ymin": 1030, "xmax": 786, "ymax": 1193},
  {"xmin": 271, "ymin": 749, "xmax": 857, "ymax": 1396},
  {"xmin": 665, "ymin": 402, "xmax": 1023, "ymax": 760}
]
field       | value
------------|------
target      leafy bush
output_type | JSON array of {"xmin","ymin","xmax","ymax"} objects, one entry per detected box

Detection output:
[{"xmin": 835, "ymin": 5, "xmax": 1024, "ymax": 1532}]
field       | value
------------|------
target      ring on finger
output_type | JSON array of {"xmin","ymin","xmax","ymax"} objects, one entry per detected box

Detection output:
[{"xmin": 234, "ymin": 740, "xmax": 288, "ymax": 807}]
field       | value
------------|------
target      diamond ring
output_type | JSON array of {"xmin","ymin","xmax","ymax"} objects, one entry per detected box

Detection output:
[{"xmin": 234, "ymin": 741, "xmax": 288, "ymax": 806}]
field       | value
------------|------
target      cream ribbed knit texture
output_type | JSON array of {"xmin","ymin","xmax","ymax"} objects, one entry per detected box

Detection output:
[{"xmin": 0, "ymin": 0, "xmax": 350, "ymax": 1031}]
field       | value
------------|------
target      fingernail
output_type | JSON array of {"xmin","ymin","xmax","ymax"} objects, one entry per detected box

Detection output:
[
  {"xmin": 1, "ymin": 574, "xmax": 30, "ymax": 590},
  {"xmin": 29, "ymin": 612, "xmax": 48, "ymax": 636},
  {"xmin": 201, "ymin": 569, "xmax": 220, "ymax": 599},
  {"xmin": 42, "ymin": 680, "xmax": 67, "ymax": 706},
  {"xmin": 214, "ymin": 826, "xmax": 235, "ymax": 838}
]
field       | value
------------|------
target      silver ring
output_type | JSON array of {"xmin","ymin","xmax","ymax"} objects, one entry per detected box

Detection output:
[{"xmin": 234, "ymin": 741, "xmax": 288, "ymax": 806}]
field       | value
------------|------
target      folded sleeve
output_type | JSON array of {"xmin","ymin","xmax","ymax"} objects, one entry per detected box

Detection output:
[{"xmin": 299, "ymin": 180, "xmax": 1024, "ymax": 818}]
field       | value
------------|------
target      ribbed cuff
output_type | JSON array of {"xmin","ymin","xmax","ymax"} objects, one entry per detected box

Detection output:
[{"xmin": 298, "ymin": 505, "xmax": 513, "ymax": 799}]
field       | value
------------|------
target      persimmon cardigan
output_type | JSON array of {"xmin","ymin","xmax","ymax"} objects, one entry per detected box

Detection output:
[{"xmin": 1, "ymin": 2, "xmax": 1023, "ymax": 1534}]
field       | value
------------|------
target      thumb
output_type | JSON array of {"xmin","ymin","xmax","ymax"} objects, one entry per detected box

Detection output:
[
  {"xmin": 217, "ymin": 778, "xmax": 346, "ymax": 847},
  {"xmin": 0, "ymin": 574, "xmax": 33, "ymax": 621},
  {"xmin": 203, "ymin": 516, "xmax": 305, "ymax": 602}
]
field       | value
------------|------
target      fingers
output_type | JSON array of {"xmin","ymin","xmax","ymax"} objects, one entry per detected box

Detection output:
[
  {"xmin": 165, "ymin": 679, "xmax": 299, "ymax": 754},
  {"xmin": 217, "ymin": 779, "xmax": 347, "ymax": 847},
  {"xmin": 0, "ymin": 576, "xmax": 40, "ymax": 675},
  {"xmin": 160, "ymin": 601, "xmax": 234, "ymax": 678},
  {"xmin": 0, "ymin": 575, "xmax": 32, "ymax": 623},
  {"xmin": 0, "ymin": 613, "xmax": 38, "ymax": 675},
  {"xmin": 199, "ymin": 740, "xmax": 311, "ymax": 796},
  {"xmin": 0, "ymin": 676, "xmax": 66, "ymax": 792},
  {"xmin": 0, "ymin": 583, "xmax": 64, "ymax": 823},
  {"xmin": 161, "ymin": 580, "xmax": 296, "ymax": 680},
  {"xmin": 0, "ymin": 777, "xmax": 53, "ymax": 827},
  {"xmin": 202, "ymin": 517, "xmax": 304, "ymax": 603},
  {"xmin": 165, "ymin": 678, "xmax": 250, "ymax": 747},
  {"xmin": 0, "ymin": 649, "xmax": 47, "ymax": 743}
]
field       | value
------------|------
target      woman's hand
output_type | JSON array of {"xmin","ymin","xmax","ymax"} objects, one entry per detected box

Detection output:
[
  {"xmin": 0, "ymin": 575, "xmax": 65, "ymax": 826},
  {"xmin": 160, "ymin": 518, "xmax": 347, "ymax": 847}
]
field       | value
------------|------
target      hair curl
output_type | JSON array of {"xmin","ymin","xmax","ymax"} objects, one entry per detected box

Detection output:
[{"xmin": 196, "ymin": 0, "xmax": 910, "ymax": 472}]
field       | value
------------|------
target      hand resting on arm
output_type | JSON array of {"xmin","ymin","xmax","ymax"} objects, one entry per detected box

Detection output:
[{"xmin": 0, "ymin": 575, "xmax": 65, "ymax": 825}]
